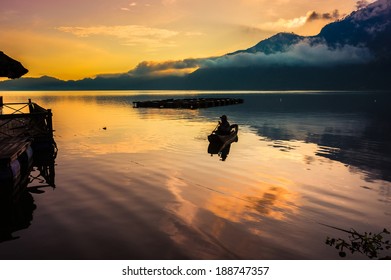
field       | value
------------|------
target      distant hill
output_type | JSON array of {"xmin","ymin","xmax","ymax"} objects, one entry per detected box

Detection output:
[{"xmin": 1, "ymin": 0, "xmax": 390, "ymax": 90}]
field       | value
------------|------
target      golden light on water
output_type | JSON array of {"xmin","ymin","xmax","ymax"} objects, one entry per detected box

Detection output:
[{"xmin": 1, "ymin": 90, "xmax": 390, "ymax": 259}]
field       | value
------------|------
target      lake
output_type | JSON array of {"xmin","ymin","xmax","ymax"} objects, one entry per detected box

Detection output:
[{"xmin": 0, "ymin": 90, "xmax": 390, "ymax": 260}]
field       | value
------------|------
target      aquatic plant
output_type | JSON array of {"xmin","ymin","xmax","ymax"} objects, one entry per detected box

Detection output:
[{"xmin": 325, "ymin": 227, "xmax": 390, "ymax": 259}]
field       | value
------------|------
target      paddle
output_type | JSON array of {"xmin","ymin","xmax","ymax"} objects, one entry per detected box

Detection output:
[{"xmin": 212, "ymin": 121, "xmax": 221, "ymax": 133}]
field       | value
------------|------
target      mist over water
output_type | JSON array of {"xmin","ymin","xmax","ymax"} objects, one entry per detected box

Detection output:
[{"xmin": 1, "ymin": 90, "xmax": 390, "ymax": 259}]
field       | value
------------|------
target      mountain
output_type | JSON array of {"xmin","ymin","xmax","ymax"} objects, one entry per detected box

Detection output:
[
  {"xmin": 228, "ymin": 32, "xmax": 306, "ymax": 55},
  {"xmin": 0, "ymin": 75, "xmax": 66, "ymax": 90},
  {"xmin": 187, "ymin": 0, "xmax": 391, "ymax": 90},
  {"xmin": 230, "ymin": 0, "xmax": 391, "ymax": 61},
  {"xmin": 317, "ymin": 0, "xmax": 391, "ymax": 61},
  {"xmin": 1, "ymin": 0, "xmax": 391, "ymax": 90}
]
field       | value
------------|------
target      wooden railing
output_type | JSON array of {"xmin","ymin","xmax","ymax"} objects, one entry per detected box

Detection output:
[{"xmin": 0, "ymin": 98, "xmax": 53, "ymax": 140}]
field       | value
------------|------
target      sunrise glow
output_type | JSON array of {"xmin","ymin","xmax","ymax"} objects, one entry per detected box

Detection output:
[{"xmin": 0, "ymin": 0, "xmax": 370, "ymax": 80}]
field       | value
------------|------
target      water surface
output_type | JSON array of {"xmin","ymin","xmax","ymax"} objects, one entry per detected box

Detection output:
[{"xmin": 1, "ymin": 90, "xmax": 390, "ymax": 259}]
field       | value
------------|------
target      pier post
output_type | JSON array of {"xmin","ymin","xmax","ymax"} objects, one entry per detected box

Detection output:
[
  {"xmin": 0, "ymin": 96, "xmax": 2, "ymax": 114},
  {"xmin": 47, "ymin": 109, "xmax": 53, "ymax": 137},
  {"xmin": 28, "ymin": 98, "xmax": 33, "ymax": 113}
]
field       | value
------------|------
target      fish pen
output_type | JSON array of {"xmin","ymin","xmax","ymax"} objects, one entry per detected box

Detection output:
[{"xmin": 133, "ymin": 97, "xmax": 244, "ymax": 109}]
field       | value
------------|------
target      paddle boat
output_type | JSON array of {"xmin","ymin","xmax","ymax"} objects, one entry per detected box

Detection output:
[{"xmin": 208, "ymin": 124, "xmax": 238, "ymax": 160}]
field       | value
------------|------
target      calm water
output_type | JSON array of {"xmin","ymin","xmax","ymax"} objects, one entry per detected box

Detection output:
[{"xmin": 1, "ymin": 90, "xmax": 390, "ymax": 260}]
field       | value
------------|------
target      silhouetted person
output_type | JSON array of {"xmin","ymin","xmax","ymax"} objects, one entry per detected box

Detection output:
[{"xmin": 216, "ymin": 115, "xmax": 231, "ymax": 135}]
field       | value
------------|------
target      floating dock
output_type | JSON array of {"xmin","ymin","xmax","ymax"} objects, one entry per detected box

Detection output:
[
  {"xmin": 0, "ymin": 97, "xmax": 57, "ymax": 200},
  {"xmin": 133, "ymin": 97, "xmax": 244, "ymax": 109}
]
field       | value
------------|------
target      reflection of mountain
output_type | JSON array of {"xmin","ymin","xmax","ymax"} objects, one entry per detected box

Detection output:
[
  {"xmin": 308, "ymin": 117, "xmax": 391, "ymax": 182},
  {"xmin": 263, "ymin": 129, "xmax": 391, "ymax": 183},
  {"xmin": 1, "ymin": 0, "xmax": 390, "ymax": 90},
  {"xmin": 231, "ymin": 92, "xmax": 391, "ymax": 182}
]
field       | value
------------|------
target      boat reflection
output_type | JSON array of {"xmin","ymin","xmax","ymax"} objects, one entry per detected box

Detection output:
[{"xmin": 208, "ymin": 142, "xmax": 233, "ymax": 161}]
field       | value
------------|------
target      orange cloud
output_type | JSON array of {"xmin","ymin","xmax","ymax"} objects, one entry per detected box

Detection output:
[
  {"xmin": 56, "ymin": 25, "xmax": 179, "ymax": 46},
  {"xmin": 259, "ymin": 9, "xmax": 344, "ymax": 32}
]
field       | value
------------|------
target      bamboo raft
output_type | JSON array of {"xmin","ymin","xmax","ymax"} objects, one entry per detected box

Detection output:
[{"xmin": 133, "ymin": 97, "xmax": 244, "ymax": 109}]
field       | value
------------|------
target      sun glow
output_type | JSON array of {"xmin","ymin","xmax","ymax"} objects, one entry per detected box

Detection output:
[{"xmin": 0, "ymin": 0, "xmax": 362, "ymax": 80}]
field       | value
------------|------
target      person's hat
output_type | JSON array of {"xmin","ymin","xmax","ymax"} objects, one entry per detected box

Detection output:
[{"xmin": 220, "ymin": 115, "xmax": 227, "ymax": 120}]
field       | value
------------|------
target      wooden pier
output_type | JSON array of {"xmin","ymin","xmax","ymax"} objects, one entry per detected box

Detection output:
[
  {"xmin": 0, "ymin": 97, "xmax": 56, "ymax": 200},
  {"xmin": 0, "ymin": 98, "xmax": 53, "ymax": 140},
  {"xmin": 133, "ymin": 97, "xmax": 244, "ymax": 109}
]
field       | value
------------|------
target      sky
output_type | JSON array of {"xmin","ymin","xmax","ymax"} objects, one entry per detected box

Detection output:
[{"xmin": 0, "ymin": 0, "xmax": 376, "ymax": 80}]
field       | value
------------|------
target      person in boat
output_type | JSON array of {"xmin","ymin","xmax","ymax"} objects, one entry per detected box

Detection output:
[{"xmin": 216, "ymin": 115, "xmax": 231, "ymax": 135}]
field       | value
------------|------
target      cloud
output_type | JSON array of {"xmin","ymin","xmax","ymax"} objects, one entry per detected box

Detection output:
[
  {"xmin": 56, "ymin": 25, "xmax": 178, "ymax": 46},
  {"xmin": 260, "ymin": 9, "xmax": 343, "ymax": 31},
  {"xmin": 260, "ymin": 16, "xmax": 307, "ymax": 30},
  {"xmin": 306, "ymin": 10, "xmax": 340, "ymax": 22},
  {"xmin": 121, "ymin": 2, "xmax": 138, "ymax": 10},
  {"xmin": 206, "ymin": 41, "xmax": 374, "ymax": 68},
  {"xmin": 128, "ymin": 58, "xmax": 207, "ymax": 76},
  {"xmin": 123, "ymin": 40, "xmax": 374, "ymax": 77}
]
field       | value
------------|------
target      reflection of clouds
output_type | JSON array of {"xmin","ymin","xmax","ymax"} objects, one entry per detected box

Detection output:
[
  {"xmin": 163, "ymin": 173, "xmax": 197, "ymax": 225},
  {"xmin": 160, "ymin": 168, "xmax": 302, "ymax": 258},
  {"xmin": 160, "ymin": 173, "xmax": 242, "ymax": 259},
  {"xmin": 160, "ymin": 163, "xmax": 301, "ymax": 243},
  {"xmin": 204, "ymin": 184, "xmax": 300, "ymax": 225},
  {"xmin": 248, "ymin": 186, "xmax": 299, "ymax": 221}
]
